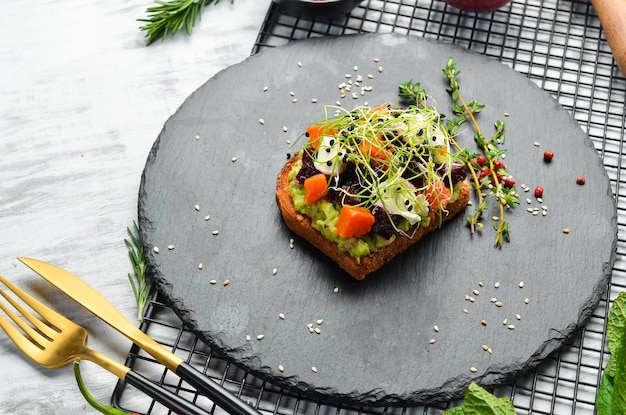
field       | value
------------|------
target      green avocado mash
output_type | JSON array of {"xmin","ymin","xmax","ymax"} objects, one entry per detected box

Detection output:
[{"xmin": 288, "ymin": 156, "xmax": 399, "ymax": 260}]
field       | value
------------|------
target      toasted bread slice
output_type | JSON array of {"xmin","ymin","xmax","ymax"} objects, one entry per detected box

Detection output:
[{"xmin": 276, "ymin": 155, "xmax": 471, "ymax": 280}]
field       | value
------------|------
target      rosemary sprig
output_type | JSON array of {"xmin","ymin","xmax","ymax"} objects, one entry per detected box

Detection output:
[
  {"xmin": 442, "ymin": 57, "xmax": 520, "ymax": 247},
  {"xmin": 138, "ymin": 0, "xmax": 233, "ymax": 45},
  {"xmin": 125, "ymin": 221, "xmax": 152, "ymax": 322}
]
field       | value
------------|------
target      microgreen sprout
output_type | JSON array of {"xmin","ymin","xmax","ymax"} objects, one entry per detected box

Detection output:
[{"xmin": 298, "ymin": 102, "xmax": 466, "ymax": 236}]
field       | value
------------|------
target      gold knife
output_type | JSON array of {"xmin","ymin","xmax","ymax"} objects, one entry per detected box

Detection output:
[{"xmin": 17, "ymin": 257, "xmax": 260, "ymax": 415}]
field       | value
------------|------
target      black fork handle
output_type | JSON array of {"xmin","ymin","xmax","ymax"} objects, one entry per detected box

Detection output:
[
  {"xmin": 125, "ymin": 370, "xmax": 212, "ymax": 415},
  {"xmin": 176, "ymin": 362, "xmax": 261, "ymax": 415}
]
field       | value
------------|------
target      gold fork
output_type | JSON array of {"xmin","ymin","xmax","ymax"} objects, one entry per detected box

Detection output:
[{"xmin": 0, "ymin": 274, "xmax": 212, "ymax": 415}]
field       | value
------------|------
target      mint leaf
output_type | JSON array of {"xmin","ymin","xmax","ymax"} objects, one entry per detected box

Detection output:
[
  {"xmin": 607, "ymin": 293, "xmax": 626, "ymax": 353},
  {"xmin": 596, "ymin": 367, "xmax": 614, "ymax": 415},
  {"xmin": 464, "ymin": 383, "xmax": 516, "ymax": 415},
  {"xmin": 444, "ymin": 383, "xmax": 515, "ymax": 415}
]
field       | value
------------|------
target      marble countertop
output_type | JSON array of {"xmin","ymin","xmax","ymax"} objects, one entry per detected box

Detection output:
[{"xmin": 0, "ymin": 1, "xmax": 270, "ymax": 413}]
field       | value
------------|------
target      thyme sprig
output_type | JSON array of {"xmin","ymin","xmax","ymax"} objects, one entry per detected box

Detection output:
[
  {"xmin": 125, "ymin": 221, "xmax": 152, "ymax": 322},
  {"xmin": 441, "ymin": 57, "xmax": 520, "ymax": 247},
  {"xmin": 138, "ymin": 0, "xmax": 233, "ymax": 45}
]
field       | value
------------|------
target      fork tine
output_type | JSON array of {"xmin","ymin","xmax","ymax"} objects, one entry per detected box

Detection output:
[
  {"xmin": 0, "ymin": 301, "xmax": 48, "ymax": 358},
  {"xmin": 0, "ymin": 275, "xmax": 58, "ymax": 340},
  {"xmin": 0, "ymin": 289, "xmax": 57, "ymax": 345}
]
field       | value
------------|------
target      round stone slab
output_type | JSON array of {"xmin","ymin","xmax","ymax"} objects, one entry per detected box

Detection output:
[{"xmin": 138, "ymin": 33, "xmax": 616, "ymax": 406}]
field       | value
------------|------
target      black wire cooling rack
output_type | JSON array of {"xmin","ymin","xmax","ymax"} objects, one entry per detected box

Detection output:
[{"xmin": 113, "ymin": 1, "xmax": 626, "ymax": 413}]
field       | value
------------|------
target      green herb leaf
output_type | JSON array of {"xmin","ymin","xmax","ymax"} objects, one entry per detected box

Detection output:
[
  {"xmin": 597, "ymin": 292, "xmax": 626, "ymax": 415},
  {"xmin": 138, "ymin": 0, "xmax": 233, "ymax": 45},
  {"xmin": 125, "ymin": 221, "xmax": 152, "ymax": 322},
  {"xmin": 443, "ymin": 382, "xmax": 515, "ymax": 415}
]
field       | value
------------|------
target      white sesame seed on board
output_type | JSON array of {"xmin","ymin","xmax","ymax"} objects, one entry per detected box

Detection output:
[
  {"xmin": 204, "ymin": 215, "xmax": 211, "ymax": 221},
  {"xmin": 195, "ymin": 204, "xmax": 200, "ymax": 211},
  {"xmin": 470, "ymin": 367, "xmax": 478, "ymax": 373},
  {"xmin": 279, "ymin": 313, "xmax": 285, "ymax": 320},
  {"xmin": 256, "ymin": 334, "xmax": 264, "ymax": 340},
  {"xmin": 223, "ymin": 279, "xmax": 230, "ymax": 286},
  {"xmin": 198, "ymin": 263, "xmax": 203, "ymax": 270},
  {"xmin": 168, "ymin": 245, "xmax": 175, "ymax": 250},
  {"xmin": 259, "ymin": 118, "xmax": 265, "ymax": 125},
  {"xmin": 212, "ymin": 230, "xmax": 219, "ymax": 235},
  {"xmin": 433, "ymin": 325, "xmax": 439, "ymax": 332},
  {"xmin": 231, "ymin": 156, "xmax": 237, "ymax": 162},
  {"xmin": 312, "ymin": 367, "xmax": 318, "ymax": 373},
  {"xmin": 272, "ymin": 268, "xmax": 278, "ymax": 275},
  {"xmin": 278, "ymin": 365, "xmax": 284, "ymax": 372},
  {"xmin": 245, "ymin": 335, "xmax": 251, "ymax": 341},
  {"xmin": 153, "ymin": 246, "xmax": 160, "ymax": 253},
  {"xmin": 316, "ymin": 319, "xmax": 323, "ymax": 325},
  {"xmin": 429, "ymin": 338, "xmax": 436, "ymax": 345},
  {"xmin": 209, "ymin": 279, "xmax": 217, "ymax": 285}
]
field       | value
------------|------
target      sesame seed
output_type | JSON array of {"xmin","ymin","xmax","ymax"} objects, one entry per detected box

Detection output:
[
  {"xmin": 463, "ymin": 308, "xmax": 469, "ymax": 314},
  {"xmin": 504, "ymin": 112, "xmax": 510, "ymax": 117},
  {"xmin": 279, "ymin": 313, "xmax": 285, "ymax": 320},
  {"xmin": 433, "ymin": 325, "xmax": 439, "ymax": 332},
  {"xmin": 153, "ymin": 246, "xmax": 160, "ymax": 253},
  {"xmin": 563, "ymin": 228, "xmax": 571, "ymax": 234},
  {"xmin": 246, "ymin": 335, "xmax": 251, "ymax": 341},
  {"xmin": 473, "ymin": 289, "xmax": 480, "ymax": 296},
  {"xmin": 524, "ymin": 297, "xmax": 530, "ymax": 304},
  {"xmin": 316, "ymin": 319, "xmax": 324, "ymax": 325},
  {"xmin": 231, "ymin": 156, "xmax": 237, "ymax": 162},
  {"xmin": 209, "ymin": 279, "xmax": 217, "ymax": 285},
  {"xmin": 464, "ymin": 294, "xmax": 471, "ymax": 301},
  {"xmin": 311, "ymin": 98, "xmax": 318, "ymax": 103},
  {"xmin": 204, "ymin": 215, "xmax": 211, "ymax": 221},
  {"xmin": 289, "ymin": 238, "xmax": 295, "ymax": 249},
  {"xmin": 292, "ymin": 98, "xmax": 298, "ymax": 103},
  {"xmin": 502, "ymin": 319, "xmax": 508, "ymax": 325},
  {"xmin": 223, "ymin": 279, "xmax": 230, "ymax": 286},
  {"xmin": 278, "ymin": 365, "xmax": 284, "ymax": 372},
  {"xmin": 373, "ymin": 58, "xmax": 380, "ymax": 62},
  {"xmin": 534, "ymin": 141, "xmax": 541, "ymax": 147},
  {"xmin": 519, "ymin": 281, "xmax": 525, "ymax": 288},
  {"xmin": 368, "ymin": 74, "xmax": 374, "ymax": 79},
  {"xmin": 333, "ymin": 287, "xmax": 339, "ymax": 293},
  {"xmin": 168, "ymin": 245, "xmax": 175, "ymax": 250},
  {"xmin": 263, "ymin": 86, "xmax": 268, "ymax": 92},
  {"xmin": 314, "ymin": 328, "xmax": 321, "ymax": 334},
  {"xmin": 481, "ymin": 319, "xmax": 487, "ymax": 326},
  {"xmin": 289, "ymin": 91, "xmax": 295, "ymax": 96},
  {"xmin": 478, "ymin": 281, "xmax": 484, "ymax": 287},
  {"xmin": 257, "ymin": 334, "xmax": 264, "ymax": 340},
  {"xmin": 283, "ymin": 126, "xmax": 288, "ymax": 132},
  {"xmin": 272, "ymin": 268, "xmax": 278, "ymax": 275},
  {"xmin": 490, "ymin": 298, "xmax": 498, "ymax": 303},
  {"xmin": 470, "ymin": 367, "xmax": 478, "ymax": 373},
  {"xmin": 508, "ymin": 325, "xmax": 516, "ymax": 330},
  {"xmin": 297, "ymin": 62, "xmax": 302, "ymax": 67},
  {"xmin": 212, "ymin": 230, "xmax": 219, "ymax": 235},
  {"xmin": 378, "ymin": 66, "xmax": 384, "ymax": 73},
  {"xmin": 495, "ymin": 301, "xmax": 503, "ymax": 307},
  {"xmin": 259, "ymin": 118, "xmax": 265, "ymax": 125},
  {"xmin": 198, "ymin": 263, "xmax": 203, "ymax": 269},
  {"xmin": 312, "ymin": 367, "xmax": 318, "ymax": 373},
  {"xmin": 494, "ymin": 282, "xmax": 500, "ymax": 288},
  {"xmin": 429, "ymin": 338, "xmax": 436, "ymax": 344},
  {"xmin": 482, "ymin": 345, "xmax": 489, "ymax": 351},
  {"xmin": 195, "ymin": 204, "xmax": 200, "ymax": 211},
  {"xmin": 516, "ymin": 314, "xmax": 522, "ymax": 320},
  {"xmin": 195, "ymin": 135, "xmax": 200, "ymax": 140}
]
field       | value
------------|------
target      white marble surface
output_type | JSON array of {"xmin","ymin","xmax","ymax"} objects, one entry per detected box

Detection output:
[{"xmin": 0, "ymin": 1, "xmax": 270, "ymax": 413}]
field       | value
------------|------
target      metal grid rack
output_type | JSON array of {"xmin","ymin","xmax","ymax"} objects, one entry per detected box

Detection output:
[{"xmin": 113, "ymin": 1, "xmax": 626, "ymax": 413}]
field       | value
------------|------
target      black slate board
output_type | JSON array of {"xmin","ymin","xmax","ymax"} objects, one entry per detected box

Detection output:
[{"xmin": 138, "ymin": 33, "xmax": 617, "ymax": 405}]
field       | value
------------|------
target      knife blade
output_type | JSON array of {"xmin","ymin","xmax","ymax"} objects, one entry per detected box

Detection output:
[{"xmin": 17, "ymin": 257, "xmax": 261, "ymax": 415}]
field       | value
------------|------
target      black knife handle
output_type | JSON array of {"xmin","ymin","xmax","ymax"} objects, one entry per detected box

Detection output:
[
  {"xmin": 176, "ymin": 362, "xmax": 261, "ymax": 415},
  {"xmin": 125, "ymin": 370, "xmax": 212, "ymax": 415}
]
